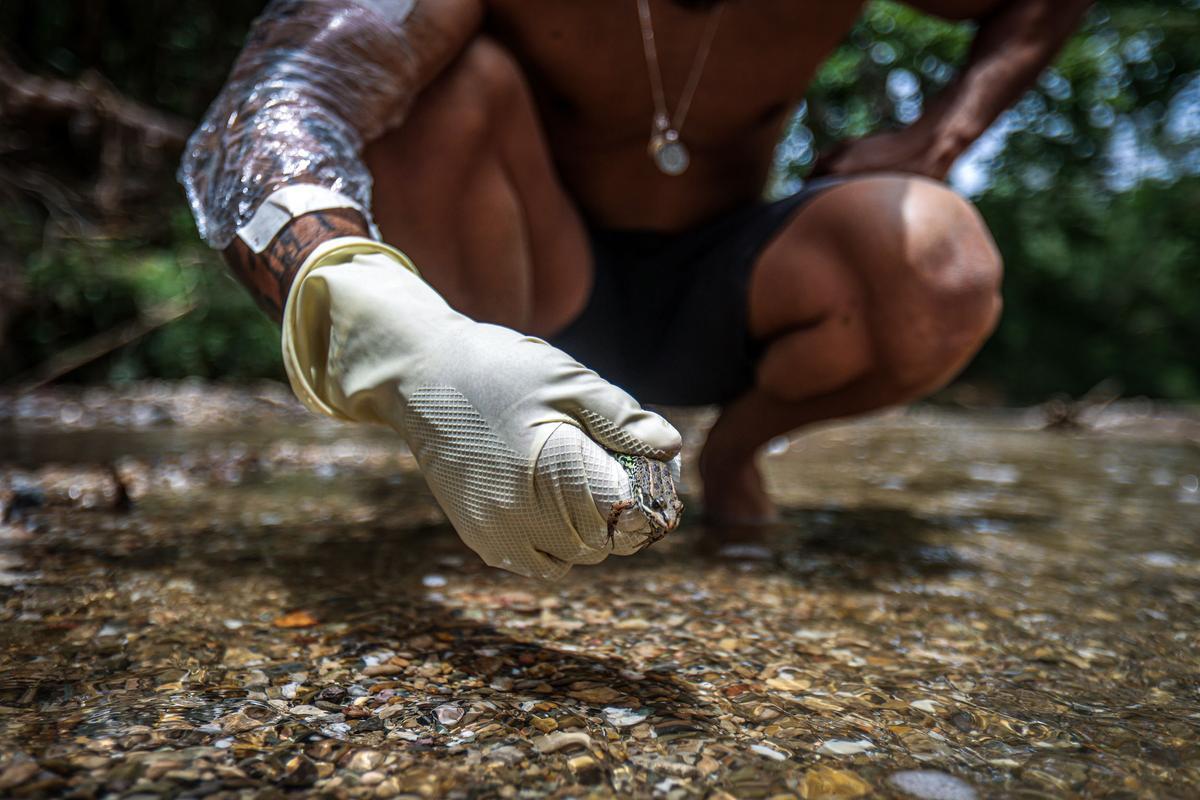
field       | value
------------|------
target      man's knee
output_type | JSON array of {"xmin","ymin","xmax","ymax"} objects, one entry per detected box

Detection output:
[
  {"xmin": 457, "ymin": 37, "xmax": 525, "ymax": 104},
  {"xmin": 393, "ymin": 36, "xmax": 527, "ymax": 151},
  {"xmin": 748, "ymin": 177, "xmax": 1002, "ymax": 404},
  {"xmin": 444, "ymin": 38, "xmax": 528, "ymax": 134},
  {"xmin": 367, "ymin": 36, "xmax": 526, "ymax": 170},
  {"xmin": 885, "ymin": 179, "xmax": 1003, "ymax": 394}
]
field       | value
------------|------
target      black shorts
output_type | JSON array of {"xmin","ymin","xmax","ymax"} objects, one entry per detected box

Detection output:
[{"xmin": 549, "ymin": 178, "xmax": 845, "ymax": 406}]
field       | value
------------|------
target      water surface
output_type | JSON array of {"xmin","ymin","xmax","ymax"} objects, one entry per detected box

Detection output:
[{"xmin": 1, "ymin": 388, "xmax": 1197, "ymax": 797}]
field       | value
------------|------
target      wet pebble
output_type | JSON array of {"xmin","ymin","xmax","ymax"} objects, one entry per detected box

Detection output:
[
  {"xmin": 288, "ymin": 704, "xmax": 325, "ymax": 718},
  {"xmin": 532, "ymin": 731, "xmax": 592, "ymax": 753},
  {"xmin": 347, "ymin": 750, "xmax": 384, "ymax": 772},
  {"xmin": 280, "ymin": 755, "xmax": 318, "ymax": 787},
  {"xmin": 818, "ymin": 739, "xmax": 874, "ymax": 756},
  {"xmin": 531, "ymin": 716, "xmax": 557, "ymax": 733},
  {"xmin": 603, "ymin": 706, "xmax": 650, "ymax": 727},
  {"xmin": 568, "ymin": 686, "xmax": 622, "ymax": 704},
  {"xmin": 888, "ymin": 770, "xmax": 979, "ymax": 800},
  {"xmin": 486, "ymin": 746, "xmax": 526, "ymax": 766},
  {"xmin": 750, "ymin": 743, "xmax": 789, "ymax": 761},
  {"xmin": 435, "ymin": 704, "xmax": 464, "ymax": 726},
  {"xmin": 800, "ymin": 766, "xmax": 871, "ymax": 799},
  {"xmin": 0, "ymin": 760, "xmax": 40, "ymax": 791}
]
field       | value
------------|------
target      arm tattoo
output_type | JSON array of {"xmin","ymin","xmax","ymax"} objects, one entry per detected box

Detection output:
[{"xmin": 222, "ymin": 209, "xmax": 369, "ymax": 322}]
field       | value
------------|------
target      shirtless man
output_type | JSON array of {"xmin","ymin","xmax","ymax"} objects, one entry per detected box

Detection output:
[{"xmin": 180, "ymin": 0, "xmax": 1090, "ymax": 579}]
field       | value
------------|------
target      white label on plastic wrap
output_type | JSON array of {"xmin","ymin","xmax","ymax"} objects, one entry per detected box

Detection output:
[{"xmin": 236, "ymin": 185, "xmax": 370, "ymax": 253}]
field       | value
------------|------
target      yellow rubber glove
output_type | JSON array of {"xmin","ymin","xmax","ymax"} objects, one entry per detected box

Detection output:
[{"xmin": 281, "ymin": 238, "xmax": 683, "ymax": 579}]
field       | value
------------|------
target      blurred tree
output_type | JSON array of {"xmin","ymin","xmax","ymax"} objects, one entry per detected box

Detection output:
[
  {"xmin": 768, "ymin": 0, "xmax": 1200, "ymax": 401},
  {"xmin": 0, "ymin": 0, "xmax": 1197, "ymax": 400},
  {"xmin": 0, "ymin": 0, "xmax": 274, "ymax": 382}
]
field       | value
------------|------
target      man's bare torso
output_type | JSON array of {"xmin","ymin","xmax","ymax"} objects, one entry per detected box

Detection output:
[{"xmin": 481, "ymin": 0, "xmax": 999, "ymax": 228}]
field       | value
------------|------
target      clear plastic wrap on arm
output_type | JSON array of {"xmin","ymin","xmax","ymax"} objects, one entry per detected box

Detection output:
[{"xmin": 178, "ymin": 0, "xmax": 419, "ymax": 250}]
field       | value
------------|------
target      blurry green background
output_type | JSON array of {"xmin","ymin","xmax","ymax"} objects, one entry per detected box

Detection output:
[{"xmin": 1, "ymin": 0, "xmax": 1197, "ymax": 402}]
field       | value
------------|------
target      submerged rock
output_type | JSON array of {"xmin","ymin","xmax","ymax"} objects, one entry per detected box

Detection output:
[{"xmin": 888, "ymin": 770, "xmax": 979, "ymax": 800}]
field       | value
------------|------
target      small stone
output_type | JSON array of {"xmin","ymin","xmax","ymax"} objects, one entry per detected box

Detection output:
[
  {"xmin": 603, "ymin": 706, "xmax": 650, "ymax": 727},
  {"xmin": 887, "ymin": 770, "xmax": 979, "ymax": 800},
  {"xmin": 360, "ymin": 770, "xmax": 386, "ymax": 786},
  {"xmin": 71, "ymin": 754, "xmax": 110, "ymax": 770},
  {"xmin": 273, "ymin": 610, "xmax": 319, "ymax": 628},
  {"xmin": 568, "ymin": 754, "xmax": 602, "ymax": 783},
  {"xmin": 910, "ymin": 700, "xmax": 940, "ymax": 714},
  {"xmin": 752, "ymin": 705, "xmax": 782, "ymax": 721},
  {"xmin": 750, "ymin": 743, "xmax": 790, "ymax": 761},
  {"xmin": 435, "ymin": 704, "xmax": 464, "ymax": 726},
  {"xmin": 289, "ymin": 704, "xmax": 325, "ymax": 718},
  {"xmin": 532, "ymin": 731, "xmax": 592, "ymax": 754},
  {"xmin": 531, "ymin": 716, "xmax": 558, "ymax": 733},
  {"xmin": 818, "ymin": 739, "xmax": 875, "ymax": 756},
  {"xmin": 568, "ymin": 687, "xmax": 622, "ymax": 704},
  {"xmin": 218, "ymin": 708, "xmax": 278, "ymax": 733},
  {"xmin": 766, "ymin": 676, "xmax": 811, "ymax": 692},
  {"xmin": 244, "ymin": 670, "xmax": 269, "ymax": 688},
  {"xmin": 0, "ymin": 761, "xmax": 40, "ymax": 791},
  {"xmin": 164, "ymin": 768, "xmax": 202, "ymax": 782},
  {"xmin": 347, "ymin": 750, "xmax": 384, "ymax": 772},
  {"xmin": 318, "ymin": 686, "xmax": 347, "ymax": 702},
  {"xmin": 376, "ymin": 703, "xmax": 405, "ymax": 720},
  {"xmin": 306, "ymin": 740, "xmax": 342, "ymax": 761},
  {"xmin": 487, "ymin": 745, "xmax": 527, "ymax": 766},
  {"xmin": 375, "ymin": 776, "xmax": 402, "ymax": 798},
  {"xmin": 144, "ymin": 759, "xmax": 185, "ymax": 780},
  {"xmin": 800, "ymin": 767, "xmax": 871, "ymax": 799},
  {"xmin": 568, "ymin": 754, "xmax": 598, "ymax": 771},
  {"xmin": 280, "ymin": 755, "xmax": 318, "ymax": 787},
  {"xmin": 362, "ymin": 664, "xmax": 404, "ymax": 677}
]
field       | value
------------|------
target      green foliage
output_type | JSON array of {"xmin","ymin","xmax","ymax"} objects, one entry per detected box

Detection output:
[
  {"xmin": 971, "ymin": 176, "xmax": 1200, "ymax": 401},
  {"xmin": 807, "ymin": 4, "xmax": 971, "ymax": 150},
  {"xmin": 792, "ymin": 0, "xmax": 1200, "ymax": 401},
  {"xmin": 0, "ymin": 0, "xmax": 260, "ymax": 118},
  {"xmin": 5, "ymin": 204, "xmax": 281, "ymax": 383}
]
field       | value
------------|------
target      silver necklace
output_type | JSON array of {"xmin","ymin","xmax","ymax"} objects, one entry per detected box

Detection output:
[{"xmin": 636, "ymin": 0, "xmax": 724, "ymax": 176}]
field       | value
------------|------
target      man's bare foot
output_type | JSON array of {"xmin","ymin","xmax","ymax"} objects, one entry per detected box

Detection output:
[{"xmin": 698, "ymin": 448, "xmax": 781, "ymax": 526}]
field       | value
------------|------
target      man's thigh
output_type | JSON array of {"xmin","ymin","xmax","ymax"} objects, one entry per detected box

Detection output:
[
  {"xmin": 747, "ymin": 175, "xmax": 1003, "ymax": 399},
  {"xmin": 364, "ymin": 37, "xmax": 592, "ymax": 337}
]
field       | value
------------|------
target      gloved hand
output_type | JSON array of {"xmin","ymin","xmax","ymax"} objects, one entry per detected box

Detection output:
[{"xmin": 281, "ymin": 237, "xmax": 683, "ymax": 579}]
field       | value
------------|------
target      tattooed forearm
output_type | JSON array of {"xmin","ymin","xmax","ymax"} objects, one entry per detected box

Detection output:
[{"xmin": 222, "ymin": 209, "xmax": 370, "ymax": 322}]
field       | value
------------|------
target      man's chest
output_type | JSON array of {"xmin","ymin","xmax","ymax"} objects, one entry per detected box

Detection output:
[{"xmin": 485, "ymin": 0, "xmax": 867, "ymax": 142}]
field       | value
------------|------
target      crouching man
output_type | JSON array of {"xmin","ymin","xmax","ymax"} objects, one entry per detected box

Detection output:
[{"xmin": 180, "ymin": 0, "xmax": 1089, "ymax": 578}]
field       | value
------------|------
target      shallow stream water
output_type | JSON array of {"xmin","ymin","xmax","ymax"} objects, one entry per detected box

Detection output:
[{"xmin": 1, "ymin": 385, "xmax": 1197, "ymax": 798}]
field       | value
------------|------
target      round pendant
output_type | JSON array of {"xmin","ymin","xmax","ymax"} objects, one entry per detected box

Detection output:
[{"xmin": 649, "ymin": 132, "xmax": 690, "ymax": 176}]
